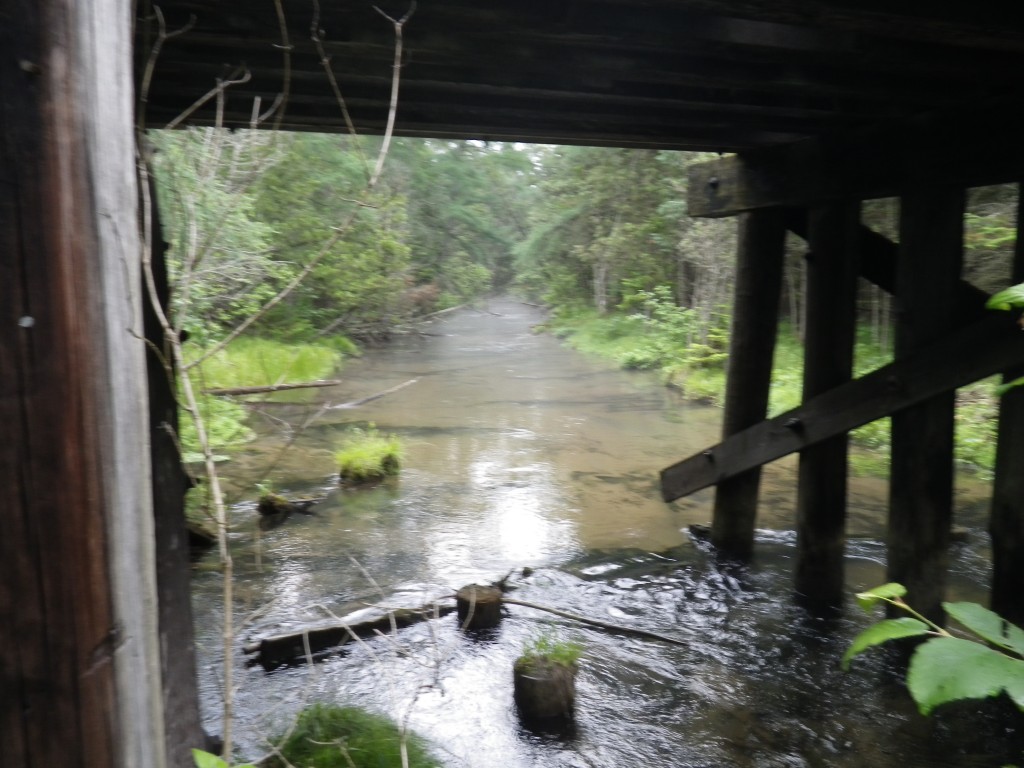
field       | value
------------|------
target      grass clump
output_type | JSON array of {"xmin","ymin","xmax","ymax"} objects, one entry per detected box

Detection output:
[
  {"xmin": 516, "ymin": 632, "xmax": 584, "ymax": 671},
  {"xmin": 267, "ymin": 704, "xmax": 439, "ymax": 768},
  {"xmin": 335, "ymin": 424, "xmax": 402, "ymax": 484}
]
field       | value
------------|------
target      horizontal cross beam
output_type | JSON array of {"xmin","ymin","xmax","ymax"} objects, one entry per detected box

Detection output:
[
  {"xmin": 660, "ymin": 311, "xmax": 1024, "ymax": 502},
  {"xmin": 688, "ymin": 106, "xmax": 1024, "ymax": 217}
]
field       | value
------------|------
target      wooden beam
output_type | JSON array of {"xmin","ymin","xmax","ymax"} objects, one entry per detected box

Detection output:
[
  {"xmin": 990, "ymin": 189, "xmax": 1024, "ymax": 625},
  {"xmin": 660, "ymin": 310, "xmax": 1024, "ymax": 502},
  {"xmin": 794, "ymin": 201, "xmax": 859, "ymax": 612},
  {"xmin": 784, "ymin": 210, "xmax": 990, "ymax": 322},
  {"xmin": 887, "ymin": 186, "xmax": 964, "ymax": 625},
  {"xmin": 710, "ymin": 209, "xmax": 786, "ymax": 559},
  {"xmin": 688, "ymin": 107, "xmax": 1024, "ymax": 217},
  {"xmin": 1, "ymin": 0, "xmax": 167, "ymax": 765}
]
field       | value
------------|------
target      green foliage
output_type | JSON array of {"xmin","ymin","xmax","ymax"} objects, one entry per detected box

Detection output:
[
  {"xmin": 266, "ymin": 704, "xmax": 440, "ymax": 768},
  {"xmin": 178, "ymin": 338, "xmax": 344, "ymax": 459},
  {"xmin": 191, "ymin": 749, "xmax": 256, "ymax": 768},
  {"xmin": 987, "ymin": 283, "xmax": 1024, "ymax": 312},
  {"xmin": 844, "ymin": 583, "xmax": 1024, "ymax": 716},
  {"xmin": 335, "ymin": 425, "xmax": 402, "ymax": 483},
  {"xmin": 518, "ymin": 632, "xmax": 584, "ymax": 669}
]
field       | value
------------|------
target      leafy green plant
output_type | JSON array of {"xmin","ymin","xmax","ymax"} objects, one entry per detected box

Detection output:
[
  {"xmin": 987, "ymin": 282, "xmax": 1024, "ymax": 394},
  {"xmin": 266, "ymin": 704, "xmax": 439, "ymax": 768},
  {"xmin": 518, "ymin": 631, "xmax": 584, "ymax": 669},
  {"xmin": 191, "ymin": 749, "xmax": 255, "ymax": 768},
  {"xmin": 335, "ymin": 424, "xmax": 402, "ymax": 483},
  {"xmin": 843, "ymin": 583, "xmax": 1024, "ymax": 715}
]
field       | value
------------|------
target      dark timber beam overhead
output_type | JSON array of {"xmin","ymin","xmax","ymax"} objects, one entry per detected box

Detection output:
[{"xmin": 688, "ymin": 107, "xmax": 1024, "ymax": 217}]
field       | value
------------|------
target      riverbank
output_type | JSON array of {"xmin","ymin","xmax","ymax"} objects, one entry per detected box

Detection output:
[{"xmin": 544, "ymin": 303, "xmax": 999, "ymax": 477}]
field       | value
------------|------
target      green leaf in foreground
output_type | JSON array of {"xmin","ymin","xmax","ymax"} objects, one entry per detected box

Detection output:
[
  {"xmin": 842, "ymin": 617, "xmax": 930, "ymax": 670},
  {"xmin": 908, "ymin": 636, "xmax": 1024, "ymax": 715},
  {"xmin": 996, "ymin": 375, "xmax": 1024, "ymax": 396},
  {"xmin": 944, "ymin": 601, "xmax": 1024, "ymax": 658},
  {"xmin": 854, "ymin": 582, "xmax": 907, "ymax": 612},
  {"xmin": 986, "ymin": 283, "xmax": 1024, "ymax": 312}
]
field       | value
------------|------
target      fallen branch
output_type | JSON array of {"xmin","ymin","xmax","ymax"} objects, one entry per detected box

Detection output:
[
  {"xmin": 203, "ymin": 379, "xmax": 342, "ymax": 396},
  {"xmin": 328, "ymin": 378, "xmax": 418, "ymax": 409},
  {"xmin": 501, "ymin": 597, "xmax": 688, "ymax": 647},
  {"xmin": 245, "ymin": 601, "xmax": 455, "ymax": 669}
]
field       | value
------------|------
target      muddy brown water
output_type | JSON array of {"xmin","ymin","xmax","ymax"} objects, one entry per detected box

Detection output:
[{"xmin": 192, "ymin": 297, "xmax": 1022, "ymax": 766}]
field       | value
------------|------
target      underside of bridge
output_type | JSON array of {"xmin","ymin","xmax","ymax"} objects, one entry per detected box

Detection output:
[{"xmin": 7, "ymin": 2, "xmax": 1024, "ymax": 766}]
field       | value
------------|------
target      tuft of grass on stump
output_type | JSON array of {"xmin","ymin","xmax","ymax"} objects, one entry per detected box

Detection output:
[
  {"xmin": 335, "ymin": 425, "xmax": 402, "ymax": 484},
  {"xmin": 268, "ymin": 704, "xmax": 439, "ymax": 768}
]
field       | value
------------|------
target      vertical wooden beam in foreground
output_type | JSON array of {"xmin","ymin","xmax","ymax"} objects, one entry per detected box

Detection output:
[
  {"xmin": 0, "ymin": 0, "xmax": 166, "ymax": 765},
  {"xmin": 990, "ymin": 189, "xmax": 1024, "ymax": 625},
  {"xmin": 711, "ymin": 208, "xmax": 787, "ymax": 558},
  {"xmin": 888, "ymin": 186, "xmax": 964, "ymax": 624},
  {"xmin": 795, "ymin": 202, "xmax": 860, "ymax": 611}
]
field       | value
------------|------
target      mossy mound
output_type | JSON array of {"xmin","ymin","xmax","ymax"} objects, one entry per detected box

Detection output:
[
  {"xmin": 335, "ymin": 425, "xmax": 402, "ymax": 485},
  {"xmin": 267, "ymin": 704, "xmax": 439, "ymax": 768}
]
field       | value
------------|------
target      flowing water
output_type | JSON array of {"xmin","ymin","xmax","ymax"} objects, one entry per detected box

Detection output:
[{"xmin": 192, "ymin": 297, "xmax": 1022, "ymax": 767}]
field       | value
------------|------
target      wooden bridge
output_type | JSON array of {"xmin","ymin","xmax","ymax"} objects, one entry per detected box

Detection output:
[{"xmin": 5, "ymin": 1, "xmax": 1024, "ymax": 765}]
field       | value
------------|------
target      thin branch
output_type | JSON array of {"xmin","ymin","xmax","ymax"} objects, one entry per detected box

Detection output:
[
  {"xmin": 271, "ymin": 0, "xmax": 293, "ymax": 131},
  {"xmin": 137, "ymin": 5, "xmax": 196, "ymax": 130},
  {"xmin": 370, "ymin": 3, "xmax": 416, "ymax": 186},
  {"xmin": 164, "ymin": 67, "xmax": 252, "ymax": 130}
]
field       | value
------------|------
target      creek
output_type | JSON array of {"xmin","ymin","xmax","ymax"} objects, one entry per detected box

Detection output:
[{"xmin": 192, "ymin": 297, "xmax": 1022, "ymax": 767}]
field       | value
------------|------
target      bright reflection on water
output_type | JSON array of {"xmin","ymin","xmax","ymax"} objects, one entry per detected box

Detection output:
[{"xmin": 192, "ymin": 298, "xmax": 1022, "ymax": 767}]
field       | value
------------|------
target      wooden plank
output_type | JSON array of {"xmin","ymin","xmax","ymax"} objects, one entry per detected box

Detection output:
[
  {"xmin": 710, "ymin": 209, "xmax": 786, "ymax": 558},
  {"xmin": 784, "ymin": 210, "xmax": 990, "ymax": 321},
  {"xmin": 1, "ymin": 0, "xmax": 167, "ymax": 766},
  {"xmin": 990, "ymin": 188, "xmax": 1024, "ymax": 624},
  {"xmin": 660, "ymin": 310, "xmax": 1024, "ymax": 502},
  {"xmin": 794, "ymin": 201, "xmax": 859, "ymax": 611},
  {"xmin": 688, "ymin": 107, "xmax": 1024, "ymax": 217},
  {"xmin": 887, "ymin": 187, "xmax": 964, "ymax": 624}
]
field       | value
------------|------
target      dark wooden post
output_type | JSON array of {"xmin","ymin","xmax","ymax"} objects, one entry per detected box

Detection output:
[
  {"xmin": 794, "ymin": 202, "xmax": 860, "ymax": 611},
  {"xmin": 990, "ymin": 189, "xmax": 1024, "ymax": 625},
  {"xmin": 711, "ymin": 208, "xmax": 787, "ymax": 558},
  {"xmin": 1, "ymin": 1, "xmax": 168, "ymax": 765},
  {"xmin": 888, "ymin": 186, "xmax": 964, "ymax": 624}
]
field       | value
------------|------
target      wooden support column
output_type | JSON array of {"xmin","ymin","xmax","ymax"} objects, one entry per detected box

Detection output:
[
  {"xmin": 888, "ymin": 186, "xmax": 964, "ymax": 624},
  {"xmin": 711, "ymin": 208, "xmax": 787, "ymax": 558},
  {"xmin": 795, "ymin": 202, "xmax": 860, "ymax": 611},
  {"xmin": 1, "ymin": 1, "xmax": 167, "ymax": 766},
  {"xmin": 990, "ymin": 190, "xmax": 1024, "ymax": 625}
]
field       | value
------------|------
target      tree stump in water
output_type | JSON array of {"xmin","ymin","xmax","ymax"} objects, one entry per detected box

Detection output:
[
  {"xmin": 513, "ymin": 656, "xmax": 578, "ymax": 722},
  {"xmin": 455, "ymin": 584, "xmax": 503, "ymax": 629}
]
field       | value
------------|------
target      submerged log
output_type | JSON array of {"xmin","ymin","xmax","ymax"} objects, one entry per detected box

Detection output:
[
  {"xmin": 456, "ymin": 584, "xmax": 503, "ymax": 629},
  {"xmin": 245, "ymin": 602, "xmax": 456, "ymax": 669},
  {"xmin": 257, "ymin": 494, "xmax": 320, "ymax": 530}
]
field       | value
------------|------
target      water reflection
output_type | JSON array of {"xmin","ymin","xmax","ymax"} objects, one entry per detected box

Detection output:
[{"xmin": 192, "ymin": 298, "xmax": 1018, "ymax": 767}]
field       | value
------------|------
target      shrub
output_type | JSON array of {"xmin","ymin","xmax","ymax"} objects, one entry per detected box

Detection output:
[{"xmin": 267, "ymin": 704, "xmax": 440, "ymax": 768}]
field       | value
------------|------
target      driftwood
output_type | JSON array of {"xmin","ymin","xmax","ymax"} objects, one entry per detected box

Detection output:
[
  {"xmin": 328, "ymin": 378, "xmax": 417, "ymax": 409},
  {"xmin": 203, "ymin": 379, "xmax": 342, "ymax": 396},
  {"xmin": 257, "ymin": 494, "xmax": 323, "ymax": 530},
  {"xmin": 245, "ymin": 602, "xmax": 456, "ymax": 669},
  {"xmin": 501, "ymin": 597, "xmax": 688, "ymax": 647}
]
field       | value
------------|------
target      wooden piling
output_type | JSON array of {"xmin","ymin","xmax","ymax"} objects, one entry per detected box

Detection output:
[
  {"xmin": 711, "ymin": 208, "xmax": 787, "ymax": 558},
  {"xmin": 990, "ymin": 190, "xmax": 1024, "ymax": 625},
  {"xmin": 794, "ymin": 202, "xmax": 860, "ymax": 611},
  {"xmin": 888, "ymin": 186, "xmax": 964, "ymax": 624},
  {"xmin": 456, "ymin": 584, "xmax": 503, "ymax": 629}
]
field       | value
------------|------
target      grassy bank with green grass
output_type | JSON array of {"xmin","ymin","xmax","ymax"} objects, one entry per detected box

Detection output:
[
  {"xmin": 180, "ymin": 336, "xmax": 350, "ymax": 462},
  {"xmin": 547, "ymin": 302, "xmax": 998, "ymax": 477}
]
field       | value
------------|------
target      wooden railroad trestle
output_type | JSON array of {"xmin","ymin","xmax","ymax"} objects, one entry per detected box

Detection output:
[{"xmin": 661, "ymin": 141, "xmax": 1024, "ymax": 623}]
